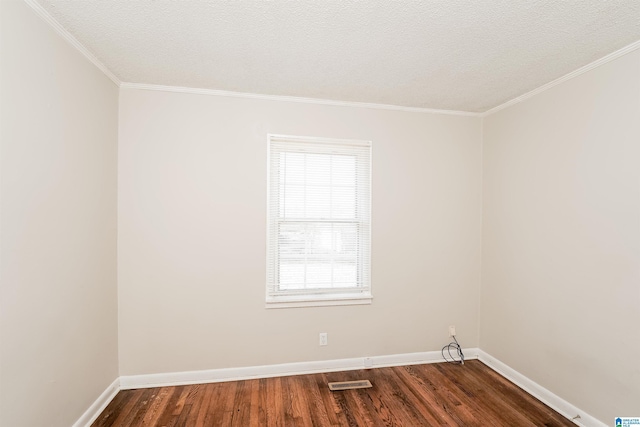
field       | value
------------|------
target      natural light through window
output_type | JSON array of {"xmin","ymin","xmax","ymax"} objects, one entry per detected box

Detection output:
[{"xmin": 267, "ymin": 135, "xmax": 371, "ymax": 308}]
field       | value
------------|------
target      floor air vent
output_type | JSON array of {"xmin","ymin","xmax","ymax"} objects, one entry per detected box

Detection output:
[{"xmin": 328, "ymin": 380, "xmax": 372, "ymax": 391}]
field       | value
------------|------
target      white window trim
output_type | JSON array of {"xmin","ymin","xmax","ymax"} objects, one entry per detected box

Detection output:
[{"xmin": 266, "ymin": 134, "xmax": 372, "ymax": 309}]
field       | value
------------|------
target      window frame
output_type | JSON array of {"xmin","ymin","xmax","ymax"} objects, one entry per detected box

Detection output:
[{"xmin": 266, "ymin": 134, "xmax": 372, "ymax": 309}]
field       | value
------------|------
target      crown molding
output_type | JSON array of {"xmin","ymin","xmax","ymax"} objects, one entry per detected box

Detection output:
[
  {"xmin": 119, "ymin": 82, "xmax": 482, "ymax": 117},
  {"xmin": 21, "ymin": 0, "xmax": 121, "ymax": 86},
  {"xmin": 482, "ymin": 38, "xmax": 640, "ymax": 117},
  {"xmin": 20, "ymin": 0, "xmax": 639, "ymax": 119}
]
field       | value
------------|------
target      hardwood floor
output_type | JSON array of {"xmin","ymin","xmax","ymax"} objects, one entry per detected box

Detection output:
[{"xmin": 92, "ymin": 360, "xmax": 576, "ymax": 426}]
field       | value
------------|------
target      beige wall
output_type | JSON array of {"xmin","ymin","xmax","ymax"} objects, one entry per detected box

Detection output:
[
  {"xmin": 7, "ymin": 0, "xmax": 638, "ymax": 423},
  {"xmin": 481, "ymin": 49, "xmax": 640, "ymax": 422},
  {"xmin": 117, "ymin": 88, "xmax": 482, "ymax": 375},
  {"xmin": 0, "ymin": 1, "xmax": 119, "ymax": 426}
]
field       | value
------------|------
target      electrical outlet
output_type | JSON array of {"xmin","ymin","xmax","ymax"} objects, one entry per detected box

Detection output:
[
  {"xmin": 449, "ymin": 325, "xmax": 456, "ymax": 337},
  {"xmin": 319, "ymin": 332, "xmax": 328, "ymax": 346},
  {"xmin": 364, "ymin": 357, "xmax": 373, "ymax": 368}
]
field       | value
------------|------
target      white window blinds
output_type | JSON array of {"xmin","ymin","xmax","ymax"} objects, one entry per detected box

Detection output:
[{"xmin": 267, "ymin": 135, "xmax": 372, "ymax": 307}]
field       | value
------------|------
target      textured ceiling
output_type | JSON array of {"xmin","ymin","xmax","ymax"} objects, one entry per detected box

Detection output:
[{"xmin": 34, "ymin": 0, "xmax": 640, "ymax": 113}]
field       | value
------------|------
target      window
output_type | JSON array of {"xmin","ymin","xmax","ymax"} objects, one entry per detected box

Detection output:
[{"xmin": 267, "ymin": 134, "xmax": 372, "ymax": 308}]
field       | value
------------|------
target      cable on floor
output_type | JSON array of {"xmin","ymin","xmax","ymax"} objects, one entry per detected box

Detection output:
[{"xmin": 442, "ymin": 335, "xmax": 465, "ymax": 364}]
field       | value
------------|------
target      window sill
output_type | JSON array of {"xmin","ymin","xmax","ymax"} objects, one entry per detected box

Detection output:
[{"xmin": 265, "ymin": 293, "xmax": 372, "ymax": 309}]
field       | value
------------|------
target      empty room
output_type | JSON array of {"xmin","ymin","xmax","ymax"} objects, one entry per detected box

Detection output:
[{"xmin": 1, "ymin": 0, "xmax": 639, "ymax": 426}]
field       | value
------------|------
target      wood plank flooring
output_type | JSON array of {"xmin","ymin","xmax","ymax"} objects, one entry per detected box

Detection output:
[{"xmin": 92, "ymin": 360, "xmax": 576, "ymax": 426}]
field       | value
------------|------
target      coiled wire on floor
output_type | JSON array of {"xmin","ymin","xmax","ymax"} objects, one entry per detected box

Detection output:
[{"xmin": 442, "ymin": 335, "xmax": 465, "ymax": 364}]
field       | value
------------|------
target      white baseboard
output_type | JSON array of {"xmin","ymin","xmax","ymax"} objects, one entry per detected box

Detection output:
[
  {"xmin": 79, "ymin": 349, "xmax": 602, "ymax": 427},
  {"xmin": 120, "ymin": 347, "xmax": 479, "ymax": 390},
  {"xmin": 72, "ymin": 378, "xmax": 120, "ymax": 427},
  {"xmin": 477, "ymin": 350, "xmax": 605, "ymax": 427}
]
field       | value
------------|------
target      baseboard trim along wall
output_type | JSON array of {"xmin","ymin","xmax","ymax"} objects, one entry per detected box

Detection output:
[
  {"xmin": 477, "ymin": 350, "xmax": 606, "ymax": 427},
  {"xmin": 119, "ymin": 348, "xmax": 480, "ymax": 389},
  {"xmin": 75, "ymin": 349, "xmax": 604, "ymax": 427},
  {"xmin": 72, "ymin": 378, "xmax": 120, "ymax": 427}
]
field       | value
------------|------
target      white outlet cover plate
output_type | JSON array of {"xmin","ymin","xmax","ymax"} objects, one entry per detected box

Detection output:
[{"xmin": 319, "ymin": 333, "xmax": 328, "ymax": 346}]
